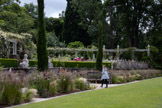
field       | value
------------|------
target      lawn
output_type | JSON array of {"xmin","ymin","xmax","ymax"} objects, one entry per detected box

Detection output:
[{"xmin": 16, "ymin": 77, "xmax": 162, "ymax": 108}]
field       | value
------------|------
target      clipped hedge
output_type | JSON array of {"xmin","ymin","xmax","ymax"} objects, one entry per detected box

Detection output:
[
  {"xmin": 29, "ymin": 60, "xmax": 37, "ymax": 67},
  {"xmin": 30, "ymin": 60, "xmax": 111, "ymax": 68},
  {"xmin": 0, "ymin": 58, "xmax": 111, "ymax": 68},
  {"xmin": 0, "ymin": 58, "xmax": 19, "ymax": 68}
]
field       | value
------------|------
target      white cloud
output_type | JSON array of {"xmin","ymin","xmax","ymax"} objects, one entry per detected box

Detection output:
[
  {"xmin": 49, "ymin": 12, "xmax": 61, "ymax": 18},
  {"xmin": 20, "ymin": 0, "xmax": 67, "ymax": 18}
]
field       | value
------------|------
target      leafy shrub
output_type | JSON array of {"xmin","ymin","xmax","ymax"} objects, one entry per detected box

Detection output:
[
  {"xmin": 1, "ymin": 79, "xmax": 22, "ymax": 105},
  {"xmin": 135, "ymin": 74, "xmax": 142, "ymax": 80},
  {"xmin": 110, "ymin": 70, "xmax": 162, "ymax": 84},
  {"xmin": 0, "ymin": 58, "xmax": 18, "ymax": 67},
  {"xmin": 29, "ymin": 60, "xmax": 37, "ymax": 67},
  {"xmin": 67, "ymin": 41, "xmax": 84, "ymax": 48},
  {"xmin": 75, "ymin": 78, "xmax": 89, "ymax": 90},
  {"xmin": 28, "ymin": 72, "xmax": 57, "ymax": 98},
  {"xmin": 49, "ymin": 81, "xmax": 57, "ymax": 96},
  {"xmin": 21, "ymin": 88, "xmax": 37, "ymax": 102},
  {"xmin": 57, "ymin": 74, "xmax": 74, "ymax": 93},
  {"xmin": 120, "ymin": 47, "xmax": 136, "ymax": 60},
  {"xmin": 0, "ymin": 72, "xmax": 29, "ymax": 105},
  {"xmin": 117, "ymin": 76, "xmax": 125, "ymax": 83},
  {"xmin": 0, "ymin": 72, "xmax": 24, "ymax": 105},
  {"xmin": 0, "ymin": 84, "xmax": 2, "ymax": 103},
  {"xmin": 0, "ymin": 63, "xmax": 3, "ymax": 71},
  {"xmin": 111, "ymin": 74, "xmax": 118, "ymax": 84},
  {"xmin": 31, "ymin": 76, "xmax": 50, "ymax": 98}
]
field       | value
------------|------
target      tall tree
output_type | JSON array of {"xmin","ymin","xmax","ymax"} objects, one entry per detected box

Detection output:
[
  {"xmin": 63, "ymin": 0, "xmax": 91, "ymax": 46},
  {"xmin": 71, "ymin": 0, "xmax": 104, "ymax": 44},
  {"xmin": 96, "ymin": 21, "xmax": 103, "ymax": 71},
  {"xmin": 0, "ymin": 1, "xmax": 34, "ymax": 33},
  {"xmin": 72, "ymin": 0, "xmax": 104, "ymax": 70},
  {"xmin": 104, "ymin": 0, "xmax": 156, "ymax": 48},
  {"xmin": 37, "ymin": 0, "xmax": 48, "ymax": 71},
  {"xmin": 45, "ymin": 17, "xmax": 64, "ymax": 41}
]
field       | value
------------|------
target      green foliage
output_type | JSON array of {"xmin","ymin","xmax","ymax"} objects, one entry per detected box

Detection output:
[
  {"xmin": 29, "ymin": 60, "xmax": 111, "ymax": 68},
  {"xmin": 150, "ymin": 30, "xmax": 162, "ymax": 69},
  {"xmin": 0, "ymin": 3, "xmax": 34, "ymax": 33},
  {"xmin": 29, "ymin": 60, "xmax": 37, "ymax": 67},
  {"xmin": 0, "ymin": 64, "xmax": 3, "ymax": 71},
  {"xmin": 57, "ymin": 74, "xmax": 74, "ymax": 93},
  {"xmin": 111, "ymin": 70, "xmax": 162, "ymax": 84},
  {"xmin": 74, "ymin": 78, "xmax": 89, "ymax": 90},
  {"xmin": 0, "ymin": 82, "xmax": 3, "ymax": 103},
  {"xmin": 24, "ymin": 3, "xmax": 38, "ymax": 19},
  {"xmin": 2, "ymin": 82, "xmax": 22, "ymax": 105},
  {"xmin": 120, "ymin": 47, "xmax": 136, "ymax": 60},
  {"xmin": 45, "ymin": 17, "xmax": 64, "ymax": 40},
  {"xmin": 15, "ymin": 77, "xmax": 162, "ymax": 108},
  {"xmin": 1, "ymin": 76, "xmax": 22, "ymax": 105},
  {"xmin": 0, "ymin": 58, "xmax": 18, "ymax": 67},
  {"xmin": 149, "ymin": 46, "xmax": 160, "ymax": 68},
  {"xmin": 96, "ymin": 21, "xmax": 103, "ymax": 71},
  {"xmin": 27, "ymin": 72, "xmax": 58, "ymax": 98},
  {"xmin": 63, "ymin": 0, "xmax": 91, "ymax": 46},
  {"xmin": 22, "ymin": 90, "xmax": 34, "ymax": 102},
  {"xmin": 46, "ymin": 32, "xmax": 59, "ymax": 47},
  {"xmin": 0, "ymin": 59, "xmax": 111, "ymax": 68},
  {"xmin": 0, "ymin": 72, "xmax": 38, "ymax": 105},
  {"xmin": 51, "ymin": 61, "xmax": 111, "ymax": 69},
  {"xmin": 49, "ymin": 81, "xmax": 57, "ymax": 96},
  {"xmin": 46, "ymin": 32, "xmax": 66, "ymax": 47},
  {"xmin": 32, "ymin": 77, "xmax": 50, "ymax": 98},
  {"xmin": 71, "ymin": 0, "xmax": 103, "ymax": 45},
  {"xmin": 67, "ymin": 41, "xmax": 84, "ymax": 48},
  {"xmin": 142, "ymin": 45, "xmax": 160, "ymax": 68},
  {"xmin": 37, "ymin": 0, "xmax": 48, "ymax": 71}
]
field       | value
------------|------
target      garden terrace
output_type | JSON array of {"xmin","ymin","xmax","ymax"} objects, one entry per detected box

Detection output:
[{"xmin": 15, "ymin": 77, "xmax": 162, "ymax": 108}]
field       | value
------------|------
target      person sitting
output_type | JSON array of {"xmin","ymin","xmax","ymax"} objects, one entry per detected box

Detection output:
[
  {"xmin": 74, "ymin": 57, "xmax": 80, "ymax": 61},
  {"xmin": 81, "ymin": 57, "xmax": 84, "ymax": 61}
]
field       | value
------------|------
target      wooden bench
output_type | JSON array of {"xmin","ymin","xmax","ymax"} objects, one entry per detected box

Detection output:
[
  {"xmin": 87, "ymin": 71, "xmax": 101, "ymax": 82},
  {"xmin": 87, "ymin": 71, "xmax": 112, "ymax": 83}
]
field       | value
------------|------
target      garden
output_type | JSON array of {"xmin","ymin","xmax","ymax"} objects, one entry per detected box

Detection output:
[
  {"xmin": 0, "ymin": 67, "xmax": 161, "ymax": 107},
  {"xmin": 15, "ymin": 77, "xmax": 162, "ymax": 108},
  {"xmin": 0, "ymin": 0, "xmax": 162, "ymax": 107},
  {"xmin": 0, "ymin": 71, "xmax": 91, "ymax": 106}
]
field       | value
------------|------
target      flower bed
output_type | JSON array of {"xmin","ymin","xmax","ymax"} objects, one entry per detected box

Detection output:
[
  {"xmin": 0, "ymin": 71, "xmax": 91, "ymax": 106},
  {"xmin": 0, "ymin": 68, "xmax": 161, "ymax": 106},
  {"xmin": 110, "ymin": 70, "xmax": 162, "ymax": 84}
]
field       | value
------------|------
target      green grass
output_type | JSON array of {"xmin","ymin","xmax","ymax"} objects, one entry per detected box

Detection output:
[{"xmin": 16, "ymin": 77, "xmax": 162, "ymax": 108}]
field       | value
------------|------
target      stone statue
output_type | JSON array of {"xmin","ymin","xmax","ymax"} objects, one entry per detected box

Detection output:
[
  {"xmin": 48, "ymin": 56, "xmax": 53, "ymax": 68},
  {"xmin": 20, "ymin": 54, "xmax": 29, "ymax": 68}
]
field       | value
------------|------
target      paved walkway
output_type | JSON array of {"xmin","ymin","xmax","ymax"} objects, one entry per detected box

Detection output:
[{"xmin": 11, "ymin": 81, "xmax": 139, "ymax": 108}]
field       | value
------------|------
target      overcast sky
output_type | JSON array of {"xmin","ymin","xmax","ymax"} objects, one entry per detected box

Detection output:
[{"xmin": 20, "ymin": 0, "xmax": 67, "ymax": 18}]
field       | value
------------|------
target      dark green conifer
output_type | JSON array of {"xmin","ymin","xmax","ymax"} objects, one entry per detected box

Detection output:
[
  {"xmin": 96, "ymin": 21, "xmax": 103, "ymax": 71},
  {"xmin": 37, "ymin": 0, "xmax": 48, "ymax": 71},
  {"xmin": 63, "ymin": 0, "xmax": 91, "ymax": 46}
]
